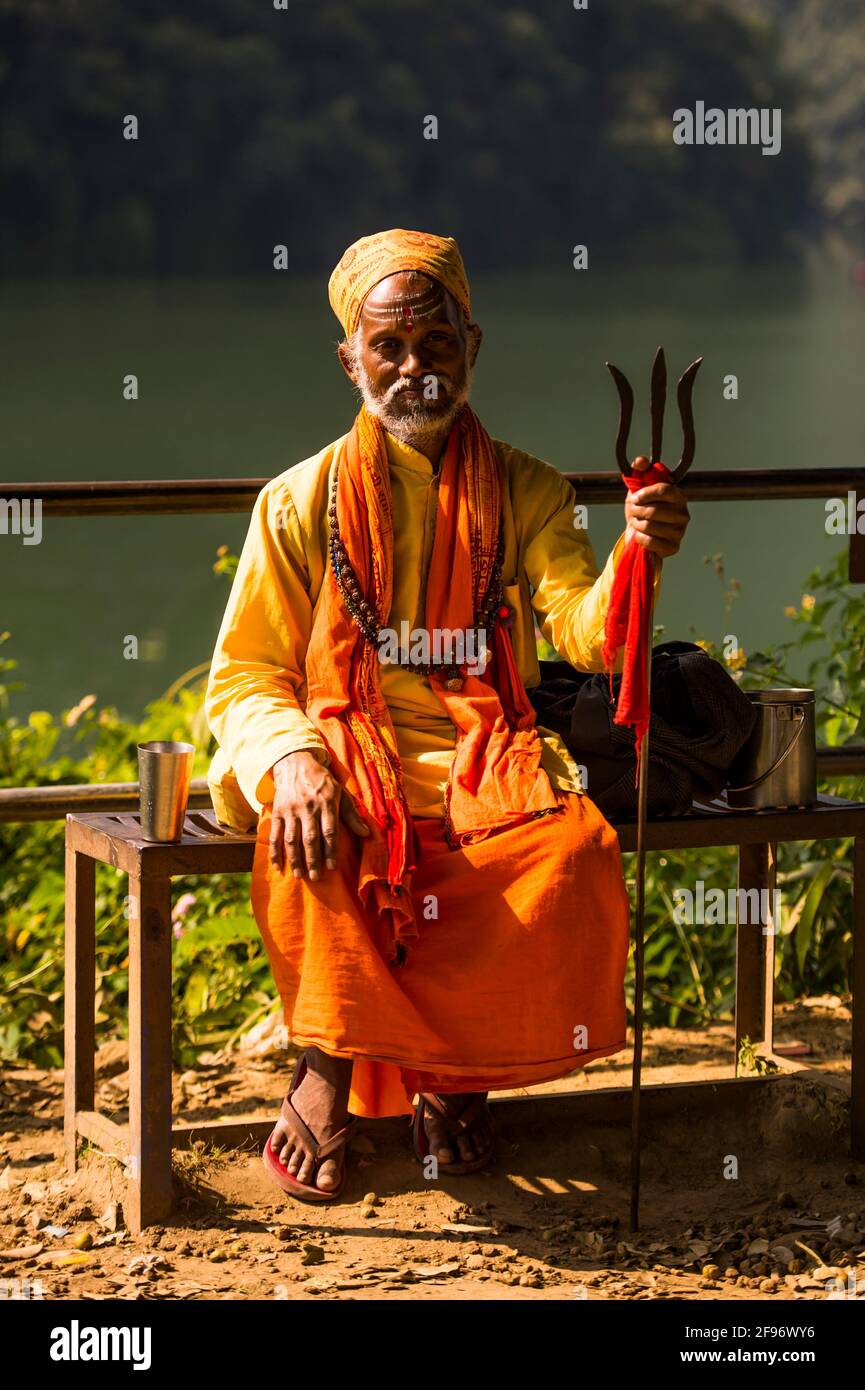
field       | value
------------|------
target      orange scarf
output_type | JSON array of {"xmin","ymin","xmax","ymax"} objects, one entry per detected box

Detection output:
[{"xmin": 304, "ymin": 405, "xmax": 560, "ymax": 960}]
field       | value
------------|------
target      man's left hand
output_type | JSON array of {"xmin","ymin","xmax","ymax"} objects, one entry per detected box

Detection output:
[{"xmin": 623, "ymin": 455, "xmax": 690, "ymax": 557}]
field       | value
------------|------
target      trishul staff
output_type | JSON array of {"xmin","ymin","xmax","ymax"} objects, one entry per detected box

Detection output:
[{"xmin": 604, "ymin": 346, "xmax": 702, "ymax": 1231}]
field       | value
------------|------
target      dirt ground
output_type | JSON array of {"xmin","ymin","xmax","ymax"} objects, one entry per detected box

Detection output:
[{"xmin": 2, "ymin": 995, "xmax": 863, "ymax": 1302}]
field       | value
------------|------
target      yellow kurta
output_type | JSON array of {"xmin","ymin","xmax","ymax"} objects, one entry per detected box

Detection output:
[{"xmin": 204, "ymin": 430, "xmax": 662, "ymax": 828}]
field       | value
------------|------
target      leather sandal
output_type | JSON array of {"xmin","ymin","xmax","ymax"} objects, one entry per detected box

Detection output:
[
  {"xmin": 261, "ymin": 1053, "xmax": 358, "ymax": 1203},
  {"xmin": 412, "ymin": 1092, "xmax": 496, "ymax": 1175}
]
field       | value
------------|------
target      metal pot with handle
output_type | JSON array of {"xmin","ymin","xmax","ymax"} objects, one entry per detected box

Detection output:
[{"xmin": 726, "ymin": 688, "xmax": 817, "ymax": 810}]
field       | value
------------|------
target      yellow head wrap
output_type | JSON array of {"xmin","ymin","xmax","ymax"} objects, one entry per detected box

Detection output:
[{"xmin": 328, "ymin": 228, "xmax": 471, "ymax": 337}]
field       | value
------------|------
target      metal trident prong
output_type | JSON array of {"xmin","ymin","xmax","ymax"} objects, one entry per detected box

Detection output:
[{"xmin": 605, "ymin": 346, "xmax": 703, "ymax": 482}]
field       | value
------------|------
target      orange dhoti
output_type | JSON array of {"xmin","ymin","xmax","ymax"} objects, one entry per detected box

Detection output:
[{"xmin": 250, "ymin": 791, "xmax": 631, "ymax": 1119}]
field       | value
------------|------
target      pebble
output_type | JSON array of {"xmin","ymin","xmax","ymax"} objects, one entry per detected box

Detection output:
[{"xmin": 465, "ymin": 1254, "xmax": 485, "ymax": 1270}]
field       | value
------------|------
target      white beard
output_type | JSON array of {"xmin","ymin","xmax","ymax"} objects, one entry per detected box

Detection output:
[{"xmin": 353, "ymin": 361, "xmax": 473, "ymax": 457}]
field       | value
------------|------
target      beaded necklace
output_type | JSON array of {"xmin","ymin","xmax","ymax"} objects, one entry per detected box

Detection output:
[{"xmin": 328, "ymin": 458, "xmax": 511, "ymax": 692}]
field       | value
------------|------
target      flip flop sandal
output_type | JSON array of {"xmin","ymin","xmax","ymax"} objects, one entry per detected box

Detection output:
[
  {"xmin": 261, "ymin": 1053, "xmax": 358, "ymax": 1204},
  {"xmin": 412, "ymin": 1092, "xmax": 496, "ymax": 1175}
]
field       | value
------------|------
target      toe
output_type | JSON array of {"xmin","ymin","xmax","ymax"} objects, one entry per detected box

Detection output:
[
  {"xmin": 456, "ymin": 1132, "xmax": 474, "ymax": 1162},
  {"xmin": 424, "ymin": 1113, "xmax": 453, "ymax": 1165},
  {"xmin": 316, "ymin": 1158, "xmax": 340, "ymax": 1191},
  {"xmin": 295, "ymin": 1149, "xmax": 315, "ymax": 1186}
]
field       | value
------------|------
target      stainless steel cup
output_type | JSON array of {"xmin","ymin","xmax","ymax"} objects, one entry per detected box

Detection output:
[{"xmin": 138, "ymin": 741, "xmax": 194, "ymax": 842}]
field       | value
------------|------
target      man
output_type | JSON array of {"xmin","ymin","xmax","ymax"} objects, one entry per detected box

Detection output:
[{"xmin": 204, "ymin": 228, "xmax": 690, "ymax": 1201}]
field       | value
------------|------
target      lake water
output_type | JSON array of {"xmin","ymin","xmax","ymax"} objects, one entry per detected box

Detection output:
[{"xmin": 2, "ymin": 263, "xmax": 863, "ymax": 723}]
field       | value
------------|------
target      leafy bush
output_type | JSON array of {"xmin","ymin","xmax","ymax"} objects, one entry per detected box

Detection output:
[{"xmin": 625, "ymin": 547, "xmax": 864, "ymax": 1024}]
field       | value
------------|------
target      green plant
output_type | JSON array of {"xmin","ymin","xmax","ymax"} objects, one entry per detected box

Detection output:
[{"xmin": 622, "ymin": 548, "xmax": 864, "ymax": 1024}]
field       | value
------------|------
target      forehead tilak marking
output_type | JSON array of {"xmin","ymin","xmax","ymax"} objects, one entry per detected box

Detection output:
[{"xmin": 361, "ymin": 282, "xmax": 447, "ymax": 327}]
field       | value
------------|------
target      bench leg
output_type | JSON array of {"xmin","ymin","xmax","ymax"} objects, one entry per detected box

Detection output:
[
  {"xmin": 852, "ymin": 837, "xmax": 865, "ymax": 1159},
  {"xmin": 735, "ymin": 841, "xmax": 777, "ymax": 1071},
  {"xmin": 126, "ymin": 871, "xmax": 174, "ymax": 1233},
  {"xmin": 64, "ymin": 846, "xmax": 96, "ymax": 1174}
]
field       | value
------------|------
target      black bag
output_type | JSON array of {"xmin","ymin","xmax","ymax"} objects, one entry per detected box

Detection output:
[{"xmin": 528, "ymin": 640, "xmax": 759, "ymax": 821}]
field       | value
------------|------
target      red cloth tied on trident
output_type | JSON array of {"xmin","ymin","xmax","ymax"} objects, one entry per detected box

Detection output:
[{"xmin": 601, "ymin": 460, "xmax": 671, "ymax": 783}]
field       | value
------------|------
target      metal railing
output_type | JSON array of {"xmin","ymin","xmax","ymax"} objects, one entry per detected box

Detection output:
[
  {"xmin": 0, "ymin": 743, "xmax": 861, "ymax": 824},
  {"xmin": 2, "ymin": 466, "xmax": 864, "ymax": 822},
  {"xmin": 4, "ymin": 466, "xmax": 865, "ymax": 513}
]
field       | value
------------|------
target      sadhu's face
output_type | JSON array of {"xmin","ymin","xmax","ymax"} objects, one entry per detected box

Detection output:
[{"xmin": 339, "ymin": 271, "xmax": 481, "ymax": 425}]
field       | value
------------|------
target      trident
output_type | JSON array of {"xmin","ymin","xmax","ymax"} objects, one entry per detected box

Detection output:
[{"xmin": 605, "ymin": 346, "xmax": 702, "ymax": 1231}]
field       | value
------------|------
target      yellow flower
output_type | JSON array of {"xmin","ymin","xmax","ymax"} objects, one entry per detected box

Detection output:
[
  {"xmin": 801, "ymin": 595, "xmax": 815, "ymax": 611},
  {"xmin": 726, "ymin": 647, "xmax": 746, "ymax": 671},
  {"xmin": 784, "ymin": 606, "xmax": 797, "ymax": 618}
]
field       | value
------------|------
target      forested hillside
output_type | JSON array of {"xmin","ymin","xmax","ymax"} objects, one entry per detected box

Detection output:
[
  {"xmin": 735, "ymin": 0, "xmax": 865, "ymax": 249},
  {"xmin": 0, "ymin": 0, "xmax": 816, "ymax": 275}
]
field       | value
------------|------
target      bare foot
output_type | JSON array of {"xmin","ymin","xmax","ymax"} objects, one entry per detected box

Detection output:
[
  {"xmin": 269, "ymin": 1047, "xmax": 354, "ymax": 1192},
  {"xmin": 423, "ymin": 1092, "xmax": 493, "ymax": 1166}
]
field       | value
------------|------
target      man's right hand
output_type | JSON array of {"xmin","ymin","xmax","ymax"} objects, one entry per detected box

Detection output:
[{"xmin": 268, "ymin": 749, "xmax": 370, "ymax": 880}]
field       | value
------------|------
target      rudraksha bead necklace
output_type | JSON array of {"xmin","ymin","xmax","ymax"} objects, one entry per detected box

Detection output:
[{"xmin": 328, "ymin": 460, "xmax": 507, "ymax": 692}]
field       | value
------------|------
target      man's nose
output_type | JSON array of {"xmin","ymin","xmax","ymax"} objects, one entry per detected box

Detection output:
[{"xmin": 398, "ymin": 350, "xmax": 425, "ymax": 378}]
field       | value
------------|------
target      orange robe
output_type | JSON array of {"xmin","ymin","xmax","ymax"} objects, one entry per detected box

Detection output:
[{"xmin": 251, "ymin": 788, "xmax": 630, "ymax": 1118}]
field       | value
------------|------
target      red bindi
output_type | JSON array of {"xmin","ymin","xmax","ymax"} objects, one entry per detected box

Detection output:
[{"xmin": 403, "ymin": 305, "xmax": 414, "ymax": 330}]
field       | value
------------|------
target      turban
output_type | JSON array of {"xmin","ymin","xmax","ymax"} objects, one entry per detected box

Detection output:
[{"xmin": 328, "ymin": 228, "xmax": 472, "ymax": 337}]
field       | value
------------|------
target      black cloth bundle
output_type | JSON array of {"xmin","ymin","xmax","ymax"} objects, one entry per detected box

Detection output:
[{"xmin": 528, "ymin": 640, "xmax": 759, "ymax": 821}]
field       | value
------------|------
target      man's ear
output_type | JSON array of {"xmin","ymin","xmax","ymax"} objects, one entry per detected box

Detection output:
[
  {"xmin": 467, "ymin": 322, "xmax": 483, "ymax": 368},
  {"xmin": 337, "ymin": 340, "xmax": 358, "ymax": 383}
]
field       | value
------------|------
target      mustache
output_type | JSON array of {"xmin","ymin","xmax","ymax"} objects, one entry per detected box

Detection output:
[{"xmin": 383, "ymin": 373, "xmax": 455, "ymax": 402}]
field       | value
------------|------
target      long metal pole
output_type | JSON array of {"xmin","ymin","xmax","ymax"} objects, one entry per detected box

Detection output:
[{"xmin": 629, "ymin": 552, "xmax": 659, "ymax": 1233}]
